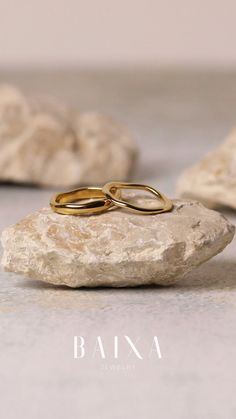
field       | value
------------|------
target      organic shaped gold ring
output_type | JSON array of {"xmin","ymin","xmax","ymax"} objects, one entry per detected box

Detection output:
[
  {"xmin": 50, "ymin": 186, "xmax": 118, "ymax": 215},
  {"xmin": 102, "ymin": 182, "xmax": 173, "ymax": 215}
]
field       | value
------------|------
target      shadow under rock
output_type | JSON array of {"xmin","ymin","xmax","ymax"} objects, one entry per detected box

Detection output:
[
  {"xmin": 16, "ymin": 278, "xmax": 163, "ymax": 292},
  {"xmin": 0, "ymin": 180, "xmax": 63, "ymax": 192},
  {"xmin": 0, "ymin": 180, "xmax": 42, "ymax": 189},
  {"xmin": 176, "ymin": 259, "xmax": 236, "ymax": 290},
  {"xmin": 15, "ymin": 259, "xmax": 236, "ymax": 292}
]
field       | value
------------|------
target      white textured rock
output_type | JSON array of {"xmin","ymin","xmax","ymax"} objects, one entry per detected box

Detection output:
[
  {"xmin": 177, "ymin": 129, "xmax": 236, "ymax": 209},
  {"xmin": 0, "ymin": 84, "xmax": 137, "ymax": 187},
  {"xmin": 1, "ymin": 199, "xmax": 234, "ymax": 287}
]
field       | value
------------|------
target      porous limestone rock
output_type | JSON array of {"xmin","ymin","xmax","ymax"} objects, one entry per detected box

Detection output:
[
  {"xmin": 177, "ymin": 129, "xmax": 236, "ymax": 210},
  {"xmin": 0, "ymin": 84, "xmax": 137, "ymax": 187},
  {"xmin": 1, "ymin": 199, "xmax": 234, "ymax": 287}
]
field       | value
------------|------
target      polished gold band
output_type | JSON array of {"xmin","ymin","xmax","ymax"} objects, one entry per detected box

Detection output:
[
  {"xmin": 50, "ymin": 182, "xmax": 173, "ymax": 216},
  {"xmin": 50, "ymin": 186, "xmax": 117, "ymax": 215},
  {"xmin": 103, "ymin": 182, "xmax": 173, "ymax": 214}
]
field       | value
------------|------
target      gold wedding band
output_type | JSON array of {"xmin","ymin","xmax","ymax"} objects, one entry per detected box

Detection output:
[
  {"xmin": 50, "ymin": 182, "xmax": 173, "ymax": 216},
  {"xmin": 102, "ymin": 182, "xmax": 173, "ymax": 215},
  {"xmin": 50, "ymin": 186, "xmax": 118, "ymax": 215}
]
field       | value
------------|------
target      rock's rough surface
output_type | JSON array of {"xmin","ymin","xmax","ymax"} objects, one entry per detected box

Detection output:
[
  {"xmin": 0, "ymin": 84, "xmax": 137, "ymax": 187},
  {"xmin": 1, "ymin": 199, "xmax": 234, "ymax": 287},
  {"xmin": 177, "ymin": 129, "xmax": 236, "ymax": 210}
]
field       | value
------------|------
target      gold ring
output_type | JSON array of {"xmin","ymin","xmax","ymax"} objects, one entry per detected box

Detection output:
[
  {"xmin": 102, "ymin": 182, "xmax": 173, "ymax": 215},
  {"xmin": 50, "ymin": 186, "xmax": 118, "ymax": 215}
]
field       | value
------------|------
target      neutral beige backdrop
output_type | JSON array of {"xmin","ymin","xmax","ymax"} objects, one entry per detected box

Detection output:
[{"xmin": 0, "ymin": 0, "xmax": 235, "ymax": 68}]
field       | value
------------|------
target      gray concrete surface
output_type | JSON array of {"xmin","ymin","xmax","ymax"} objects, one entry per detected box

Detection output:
[{"xmin": 0, "ymin": 69, "xmax": 236, "ymax": 419}]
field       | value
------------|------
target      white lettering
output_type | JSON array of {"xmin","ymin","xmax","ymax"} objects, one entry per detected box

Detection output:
[
  {"xmin": 125, "ymin": 336, "xmax": 143, "ymax": 359},
  {"xmin": 74, "ymin": 336, "xmax": 85, "ymax": 359},
  {"xmin": 93, "ymin": 336, "xmax": 106, "ymax": 359},
  {"xmin": 149, "ymin": 336, "xmax": 162, "ymax": 359}
]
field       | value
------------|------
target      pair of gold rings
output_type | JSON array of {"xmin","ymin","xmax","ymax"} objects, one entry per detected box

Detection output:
[{"xmin": 50, "ymin": 182, "xmax": 173, "ymax": 216}]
